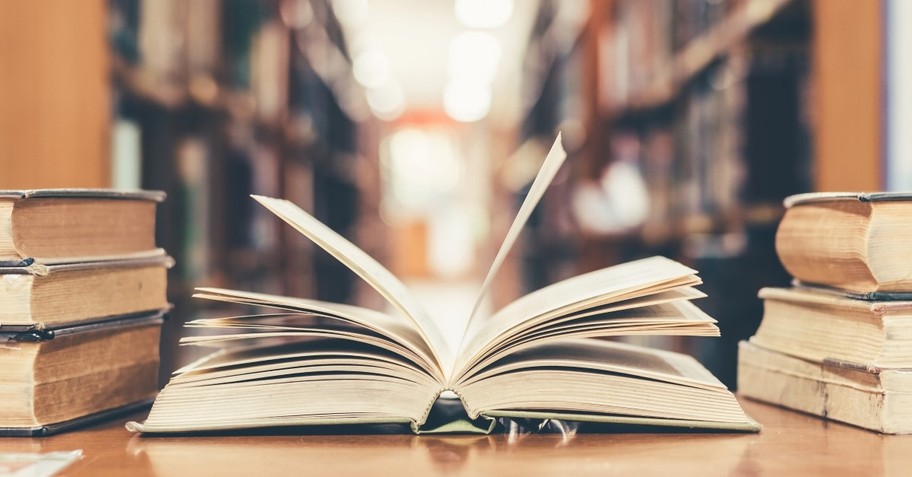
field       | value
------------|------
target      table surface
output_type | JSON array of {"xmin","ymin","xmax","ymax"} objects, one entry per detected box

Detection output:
[{"xmin": 1, "ymin": 398, "xmax": 910, "ymax": 477}]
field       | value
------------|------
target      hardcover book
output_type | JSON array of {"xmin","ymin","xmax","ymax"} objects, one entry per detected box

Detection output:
[
  {"xmin": 0, "ymin": 253, "xmax": 173, "ymax": 330},
  {"xmin": 128, "ymin": 136, "xmax": 757, "ymax": 434},
  {"xmin": 0, "ymin": 312, "xmax": 165, "ymax": 436},
  {"xmin": 738, "ymin": 340, "xmax": 912, "ymax": 434},
  {"xmin": 750, "ymin": 287, "xmax": 912, "ymax": 368},
  {"xmin": 776, "ymin": 192, "xmax": 912, "ymax": 294},
  {"xmin": 0, "ymin": 189, "xmax": 165, "ymax": 266}
]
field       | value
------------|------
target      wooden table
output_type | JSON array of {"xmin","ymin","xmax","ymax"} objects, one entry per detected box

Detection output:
[{"xmin": 1, "ymin": 398, "xmax": 910, "ymax": 476}]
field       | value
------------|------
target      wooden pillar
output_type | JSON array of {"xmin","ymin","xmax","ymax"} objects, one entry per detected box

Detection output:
[
  {"xmin": 0, "ymin": 0, "xmax": 111, "ymax": 188},
  {"xmin": 812, "ymin": 0, "xmax": 883, "ymax": 191}
]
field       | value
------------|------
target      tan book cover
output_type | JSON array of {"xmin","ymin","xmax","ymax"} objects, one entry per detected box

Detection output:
[
  {"xmin": 0, "ymin": 189, "xmax": 165, "ymax": 266},
  {"xmin": 777, "ymin": 192, "xmax": 912, "ymax": 294},
  {"xmin": 0, "ymin": 312, "xmax": 165, "ymax": 436},
  {"xmin": 0, "ymin": 253, "xmax": 173, "ymax": 330},
  {"xmin": 738, "ymin": 340, "xmax": 912, "ymax": 434},
  {"xmin": 751, "ymin": 286, "xmax": 912, "ymax": 368}
]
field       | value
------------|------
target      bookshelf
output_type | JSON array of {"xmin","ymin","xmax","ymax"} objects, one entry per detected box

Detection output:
[
  {"xmin": 108, "ymin": 0, "xmax": 382, "ymax": 378},
  {"xmin": 511, "ymin": 0, "xmax": 884, "ymax": 387}
]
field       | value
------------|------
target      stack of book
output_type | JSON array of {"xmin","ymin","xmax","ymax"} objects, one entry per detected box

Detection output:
[
  {"xmin": 0, "ymin": 190, "xmax": 171, "ymax": 436},
  {"xmin": 739, "ymin": 192, "xmax": 912, "ymax": 434}
]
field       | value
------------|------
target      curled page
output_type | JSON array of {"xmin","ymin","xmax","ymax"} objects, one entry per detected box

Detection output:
[
  {"xmin": 462, "ymin": 134, "xmax": 567, "ymax": 334},
  {"xmin": 251, "ymin": 195, "xmax": 453, "ymax": 375}
]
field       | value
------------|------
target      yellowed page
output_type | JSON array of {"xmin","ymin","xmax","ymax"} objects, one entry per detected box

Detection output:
[
  {"xmin": 463, "ymin": 339, "xmax": 728, "ymax": 390},
  {"xmin": 458, "ymin": 300, "xmax": 719, "ymax": 383},
  {"xmin": 251, "ymin": 195, "xmax": 453, "ymax": 376},
  {"xmin": 455, "ymin": 256, "xmax": 699, "ymax": 378},
  {"xmin": 456, "ymin": 340, "xmax": 753, "ymax": 428},
  {"xmin": 193, "ymin": 286, "xmax": 444, "ymax": 382},
  {"xmin": 180, "ymin": 322, "xmax": 437, "ymax": 380}
]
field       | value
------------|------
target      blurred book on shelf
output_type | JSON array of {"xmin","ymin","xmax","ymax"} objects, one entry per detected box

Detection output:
[
  {"xmin": 515, "ymin": 0, "xmax": 810, "ymax": 387},
  {"xmin": 108, "ymin": 0, "xmax": 382, "ymax": 379}
]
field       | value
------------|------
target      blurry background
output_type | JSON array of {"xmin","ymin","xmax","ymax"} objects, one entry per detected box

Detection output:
[{"xmin": 0, "ymin": 0, "xmax": 908, "ymax": 388}]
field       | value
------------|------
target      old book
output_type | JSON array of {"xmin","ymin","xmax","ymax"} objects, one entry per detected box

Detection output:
[
  {"xmin": 0, "ymin": 189, "xmax": 165, "ymax": 266},
  {"xmin": 738, "ymin": 341, "xmax": 912, "ymax": 434},
  {"xmin": 0, "ymin": 312, "xmax": 164, "ymax": 436},
  {"xmin": 0, "ymin": 253, "xmax": 173, "ymax": 330},
  {"xmin": 776, "ymin": 192, "xmax": 912, "ymax": 294},
  {"xmin": 750, "ymin": 287, "xmax": 912, "ymax": 368},
  {"xmin": 128, "ymin": 136, "xmax": 756, "ymax": 434}
]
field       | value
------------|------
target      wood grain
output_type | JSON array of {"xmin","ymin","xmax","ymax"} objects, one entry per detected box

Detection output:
[
  {"xmin": 812, "ymin": 0, "xmax": 883, "ymax": 191},
  {"xmin": 1, "ymin": 398, "xmax": 910, "ymax": 476},
  {"xmin": 0, "ymin": 0, "xmax": 110, "ymax": 188}
]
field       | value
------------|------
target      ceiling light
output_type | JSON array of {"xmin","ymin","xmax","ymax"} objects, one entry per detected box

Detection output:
[
  {"xmin": 353, "ymin": 49, "xmax": 390, "ymax": 89},
  {"xmin": 332, "ymin": 0, "xmax": 369, "ymax": 28},
  {"xmin": 443, "ymin": 80, "xmax": 491, "ymax": 122},
  {"xmin": 448, "ymin": 31, "xmax": 501, "ymax": 84},
  {"xmin": 454, "ymin": 0, "xmax": 513, "ymax": 29},
  {"xmin": 366, "ymin": 80, "xmax": 405, "ymax": 121}
]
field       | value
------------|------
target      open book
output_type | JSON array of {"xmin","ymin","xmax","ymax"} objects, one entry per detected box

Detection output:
[{"xmin": 128, "ymin": 135, "xmax": 757, "ymax": 434}]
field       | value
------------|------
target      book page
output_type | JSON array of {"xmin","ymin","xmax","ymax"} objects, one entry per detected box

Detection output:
[
  {"xmin": 455, "ymin": 256, "xmax": 700, "ymax": 378},
  {"xmin": 181, "ymin": 314, "xmax": 441, "ymax": 381},
  {"xmin": 130, "ymin": 340, "xmax": 441, "ymax": 433},
  {"xmin": 458, "ymin": 300, "xmax": 718, "ymax": 383},
  {"xmin": 461, "ymin": 134, "xmax": 567, "ymax": 345},
  {"xmin": 455, "ymin": 340, "xmax": 753, "ymax": 429},
  {"xmin": 193, "ymin": 285, "xmax": 446, "ymax": 382},
  {"xmin": 248, "ymin": 197, "xmax": 452, "ymax": 374},
  {"xmin": 464, "ymin": 339, "xmax": 728, "ymax": 390}
]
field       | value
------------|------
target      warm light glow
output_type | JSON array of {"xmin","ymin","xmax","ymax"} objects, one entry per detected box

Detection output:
[
  {"xmin": 447, "ymin": 31, "xmax": 501, "ymax": 84},
  {"xmin": 332, "ymin": 0, "xmax": 369, "ymax": 27},
  {"xmin": 384, "ymin": 128, "xmax": 463, "ymax": 211},
  {"xmin": 443, "ymin": 80, "xmax": 492, "ymax": 122},
  {"xmin": 353, "ymin": 49, "xmax": 390, "ymax": 89},
  {"xmin": 366, "ymin": 79, "xmax": 405, "ymax": 121},
  {"xmin": 454, "ymin": 0, "xmax": 513, "ymax": 28}
]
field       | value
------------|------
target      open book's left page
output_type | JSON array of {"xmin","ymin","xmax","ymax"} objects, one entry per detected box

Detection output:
[{"xmin": 251, "ymin": 195, "xmax": 454, "ymax": 376}]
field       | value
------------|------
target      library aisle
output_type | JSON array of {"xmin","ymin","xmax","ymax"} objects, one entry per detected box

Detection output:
[
  {"xmin": 0, "ymin": 0, "xmax": 888, "ymax": 384},
  {"xmin": 2, "ymin": 0, "xmax": 912, "ymax": 467}
]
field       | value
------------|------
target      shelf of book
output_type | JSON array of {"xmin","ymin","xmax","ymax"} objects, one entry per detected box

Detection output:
[
  {"xmin": 608, "ymin": 0, "xmax": 795, "ymax": 117},
  {"xmin": 509, "ymin": 0, "xmax": 816, "ymax": 386},
  {"xmin": 108, "ymin": 0, "xmax": 383, "ymax": 381}
]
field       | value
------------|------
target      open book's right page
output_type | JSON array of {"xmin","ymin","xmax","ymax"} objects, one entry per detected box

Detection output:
[
  {"xmin": 454, "ymin": 134, "xmax": 700, "ymax": 377},
  {"xmin": 455, "ymin": 134, "xmax": 568, "ymax": 371}
]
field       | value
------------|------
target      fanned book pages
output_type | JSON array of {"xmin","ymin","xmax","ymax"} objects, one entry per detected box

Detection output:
[{"xmin": 128, "ymin": 135, "xmax": 758, "ymax": 434}]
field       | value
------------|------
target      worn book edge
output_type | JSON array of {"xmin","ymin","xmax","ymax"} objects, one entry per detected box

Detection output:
[
  {"xmin": 784, "ymin": 191, "xmax": 912, "ymax": 208},
  {"xmin": 0, "ymin": 189, "xmax": 166, "ymax": 202}
]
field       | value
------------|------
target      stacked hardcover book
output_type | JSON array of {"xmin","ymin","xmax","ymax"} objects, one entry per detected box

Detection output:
[
  {"xmin": 0, "ymin": 190, "xmax": 171, "ymax": 436},
  {"xmin": 739, "ymin": 192, "xmax": 912, "ymax": 434}
]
